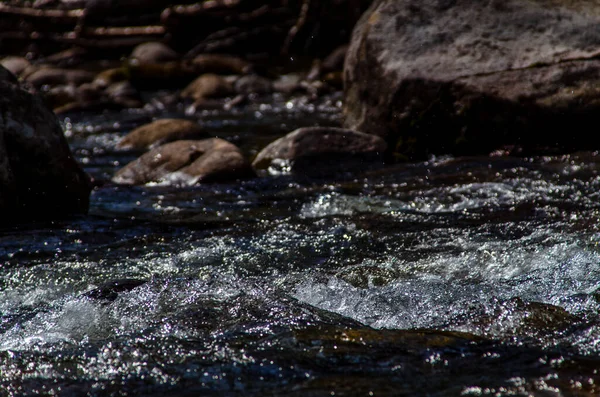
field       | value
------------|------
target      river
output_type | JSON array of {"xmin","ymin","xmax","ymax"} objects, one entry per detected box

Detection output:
[{"xmin": 2, "ymin": 92, "xmax": 600, "ymax": 396}]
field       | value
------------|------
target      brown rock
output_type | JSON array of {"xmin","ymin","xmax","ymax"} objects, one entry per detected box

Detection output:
[
  {"xmin": 112, "ymin": 139, "xmax": 254, "ymax": 185},
  {"xmin": 191, "ymin": 54, "xmax": 253, "ymax": 75},
  {"xmin": 252, "ymin": 127, "xmax": 387, "ymax": 172},
  {"xmin": 0, "ymin": 66, "xmax": 91, "ymax": 222},
  {"xmin": 180, "ymin": 74, "xmax": 234, "ymax": 102},
  {"xmin": 344, "ymin": 0, "xmax": 600, "ymax": 159},
  {"xmin": 234, "ymin": 74, "xmax": 273, "ymax": 95},
  {"xmin": 45, "ymin": 83, "xmax": 103, "ymax": 110},
  {"xmin": 273, "ymin": 74, "xmax": 303, "ymax": 94},
  {"xmin": 0, "ymin": 56, "xmax": 31, "ymax": 77},
  {"xmin": 130, "ymin": 42, "xmax": 179, "ymax": 64},
  {"xmin": 26, "ymin": 68, "xmax": 95, "ymax": 89},
  {"xmin": 105, "ymin": 81, "xmax": 142, "ymax": 109},
  {"xmin": 93, "ymin": 68, "xmax": 129, "ymax": 89},
  {"xmin": 116, "ymin": 118, "xmax": 204, "ymax": 150}
]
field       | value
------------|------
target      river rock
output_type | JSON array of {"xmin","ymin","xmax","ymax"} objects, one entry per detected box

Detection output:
[
  {"xmin": 181, "ymin": 73, "xmax": 234, "ymax": 102},
  {"xmin": 26, "ymin": 67, "xmax": 96, "ymax": 89},
  {"xmin": 116, "ymin": 118, "xmax": 204, "ymax": 150},
  {"xmin": 105, "ymin": 81, "xmax": 143, "ymax": 109},
  {"xmin": 93, "ymin": 68, "xmax": 129, "ymax": 89},
  {"xmin": 0, "ymin": 56, "xmax": 31, "ymax": 77},
  {"xmin": 252, "ymin": 127, "xmax": 387, "ymax": 174},
  {"xmin": 130, "ymin": 41, "xmax": 179, "ymax": 64},
  {"xmin": 112, "ymin": 138, "xmax": 253, "ymax": 185},
  {"xmin": 344, "ymin": 0, "xmax": 600, "ymax": 159},
  {"xmin": 0, "ymin": 66, "xmax": 91, "ymax": 222},
  {"xmin": 234, "ymin": 75, "xmax": 273, "ymax": 95},
  {"xmin": 191, "ymin": 54, "xmax": 253, "ymax": 75},
  {"xmin": 45, "ymin": 83, "xmax": 103, "ymax": 110}
]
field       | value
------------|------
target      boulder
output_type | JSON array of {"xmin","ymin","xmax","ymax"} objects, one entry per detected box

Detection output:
[
  {"xmin": 112, "ymin": 138, "xmax": 254, "ymax": 185},
  {"xmin": 344, "ymin": 0, "xmax": 600, "ymax": 159},
  {"xmin": 116, "ymin": 118, "xmax": 205, "ymax": 150},
  {"xmin": 0, "ymin": 66, "xmax": 91, "ymax": 222},
  {"xmin": 252, "ymin": 127, "xmax": 387, "ymax": 174}
]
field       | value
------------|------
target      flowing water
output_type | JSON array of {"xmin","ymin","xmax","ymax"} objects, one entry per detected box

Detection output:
[{"xmin": 3, "ymin": 93, "xmax": 600, "ymax": 396}]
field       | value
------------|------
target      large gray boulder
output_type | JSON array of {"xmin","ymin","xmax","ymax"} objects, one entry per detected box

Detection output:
[
  {"xmin": 344, "ymin": 0, "xmax": 600, "ymax": 159},
  {"xmin": 0, "ymin": 66, "xmax": 91, "ymax": 223}
]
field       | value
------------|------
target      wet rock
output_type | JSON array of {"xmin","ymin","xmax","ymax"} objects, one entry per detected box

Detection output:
[
  {"xmin": 191, "ymin": 54, "xmax": 253, "ymax": 75},
  {"xmin": 252, "ymin": 127, "xmax": 387, "ymax": 174},
  {"xmin": 336, "ymin": 265, "xmax": 405, "ymax": 289},
  {"xmin": 0, "ymin": 56, "xmax": 31, "ymax": 77},
  {"xmin": 234, "ymin": 74, "xmax": 272, "ymax": 95},
  {"xmin": 127, "ymin": 61, "xmax": 200, "ymax": 90},
  {"xmin": 104, "ymin": 81, "xmax": 143, "ymax": 109},
  {"xmin": 93, "ymin": 67, "xmax": 129, "ymax": 89},
  {"xmin": 45, "ymin": 83, "xmax": 102, "ymax": 110},
  {"xmin": 273, "ymin": 73, "xmax": 303, "ymax": 94},
  {"xmin": 130, "ymin": 41, "xmax": 179, "ymax": 64},
  {"xmin": 82, "ymin": 279, "xmax": 146, "ymax": 303},
  {"xmin": 471, "ymin": 297, "xmax": 579, "ymax": 337},
  {"xmin": 116, "ymin": 118, "xmax": 204, "ymax": 150},
  {"xmin": 41, "ymin": 48, "xmax": 88, "ymax": 68},
  {"xmin": 112, "ymin": 138, "xmax": 254, "ymax": 185},
  {"xmin": 26, "ymin": 67, "xmax": 95, "ymax": 89},
  {"xmin": 181, "ymin": 73, "xmax": 234, "ymax": 102},
  {"xmin": 344, "ymin": 0, "xmax": 600, "ymax": 159},
  {"xmin": 0, "ymin": 66, "xmax": 91, "ymax": 222}
]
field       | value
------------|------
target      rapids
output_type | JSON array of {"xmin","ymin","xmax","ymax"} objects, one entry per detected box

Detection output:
[{"xmin": 2, "ymin": 94, "xmax": 600, "ymax": 395}]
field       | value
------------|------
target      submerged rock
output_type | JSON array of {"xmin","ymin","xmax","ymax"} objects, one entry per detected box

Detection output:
[
  {"xmin": 252, "ymin": 127, "xmax": 387, "ymax": 174},
  {"xmin": 0, "ymin": 66, "xmax": 91, "ymax": 222},
  {"xmin": 116, "ymin": 118, "xmax": 205, "ymax": 150},
  {"xmin": 113, "ymin": 138, "xmax": 254, "ymax": 185},
  {"xmin": 344, "ymin": 0, "xmax": 600, "ymax": 159},
  {"xmin": 82, "ymin": 279, "xmax": 147, "ymax": 303}
]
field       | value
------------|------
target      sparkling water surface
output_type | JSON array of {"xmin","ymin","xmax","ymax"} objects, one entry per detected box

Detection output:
[{"xmin": 2, "ymin": 96, "xmax": 600, "ymax": 395}]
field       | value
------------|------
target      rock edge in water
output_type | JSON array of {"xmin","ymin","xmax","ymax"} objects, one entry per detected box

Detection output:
[{"xmin": 253, "ymin": 126, "xmax": 387, "ymax": 175}]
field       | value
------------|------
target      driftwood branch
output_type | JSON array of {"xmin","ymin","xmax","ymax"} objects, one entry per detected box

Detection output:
[
  {"xmin": 281, "ymin": 0, "xmax": 311, "ymax": 55},
  {"xmin": 0, "ymin": 1, "xmax": 373, "ymax": 58},
  {"xmin": 0, "ymin": 4, "xmax": 83, "ymax": 20}
]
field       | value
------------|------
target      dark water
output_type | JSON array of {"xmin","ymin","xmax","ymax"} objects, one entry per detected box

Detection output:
[{"xmin": 3, "ymin": 93, "xmax": 600, "ymax": 396}]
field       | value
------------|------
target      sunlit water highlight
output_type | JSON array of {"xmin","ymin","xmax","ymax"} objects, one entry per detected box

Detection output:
[{"xmin": 2, "ymin": 98, "xmax": 600, "ymax": 395}]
